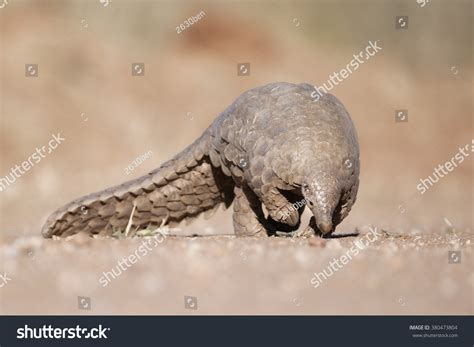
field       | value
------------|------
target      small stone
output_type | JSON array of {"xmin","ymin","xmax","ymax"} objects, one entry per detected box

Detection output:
[{"xmin": 308, "ymin": 237, "xmax": 326, "ymax": 248}]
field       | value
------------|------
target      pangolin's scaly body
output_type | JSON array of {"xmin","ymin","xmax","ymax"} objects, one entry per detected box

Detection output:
[{"xmin": 42, "ymin": 82, "xmax": 360, "ymax": 238}]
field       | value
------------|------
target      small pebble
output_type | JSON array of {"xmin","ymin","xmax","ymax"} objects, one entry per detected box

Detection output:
[{"xmin": 308, "ymin": 237, "xmax": 326, "ymax": 248}]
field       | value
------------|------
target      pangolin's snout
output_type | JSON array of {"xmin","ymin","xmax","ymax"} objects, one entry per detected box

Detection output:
[
  {"xmin": 310, "ymin": 205, "xmax": 335, "ymax": 235},
  {"xmin": 317, "ymin": 220, "xmax": 333, "ymax": 235}
]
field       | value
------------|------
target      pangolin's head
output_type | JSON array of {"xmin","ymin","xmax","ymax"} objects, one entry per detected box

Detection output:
[{"xmin": 301, "ymin": 157, "xmax": 359, "ymax": 236}]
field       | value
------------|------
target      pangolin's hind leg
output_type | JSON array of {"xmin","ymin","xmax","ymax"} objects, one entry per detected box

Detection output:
[{"xmin": 232, "ymin": 186, "xmax": 268, "ymax": 237}]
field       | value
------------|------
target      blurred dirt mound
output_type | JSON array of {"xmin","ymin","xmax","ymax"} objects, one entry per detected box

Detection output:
[{"xmin": 178, "ymin": 12, "xmax": 276, "ymax": 60}]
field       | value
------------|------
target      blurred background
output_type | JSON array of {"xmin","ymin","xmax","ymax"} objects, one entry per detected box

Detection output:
[{"xmin": 0, "ymin": 0, "xmax": 472, "ymax": 314}]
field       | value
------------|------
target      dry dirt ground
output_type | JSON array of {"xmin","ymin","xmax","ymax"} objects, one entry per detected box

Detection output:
[
  {"xmin": 1, "ymin": 224, "xmax": 473, "ymax": 315},
  {"xmin": 0, "ymin": 1, "xmax": 473, "ymax": 315}
]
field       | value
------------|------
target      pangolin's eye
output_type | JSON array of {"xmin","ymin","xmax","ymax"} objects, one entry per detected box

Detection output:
[{"xmin": 302, "ymin": 184, "xmax": 310, "ymax": 193}]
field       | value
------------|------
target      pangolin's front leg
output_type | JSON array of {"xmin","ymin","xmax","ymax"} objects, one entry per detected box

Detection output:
[
  {"xmin": 259, "ymin": 185, "xmax": 303, "ymax": 233},
  {"xmin": 232, "ymin": 186, "xmax": 267, "ymax": 236}
]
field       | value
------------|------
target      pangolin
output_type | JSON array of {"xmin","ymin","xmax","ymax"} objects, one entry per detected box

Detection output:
[{"xmin": 42, "ymin": 82, "xmax": 360, "ymax": 238}]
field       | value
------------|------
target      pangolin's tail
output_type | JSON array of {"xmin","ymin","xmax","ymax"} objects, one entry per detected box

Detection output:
[{"xmin": 41, "ymin": 129, "xmax": 235, "ymax": 238}]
